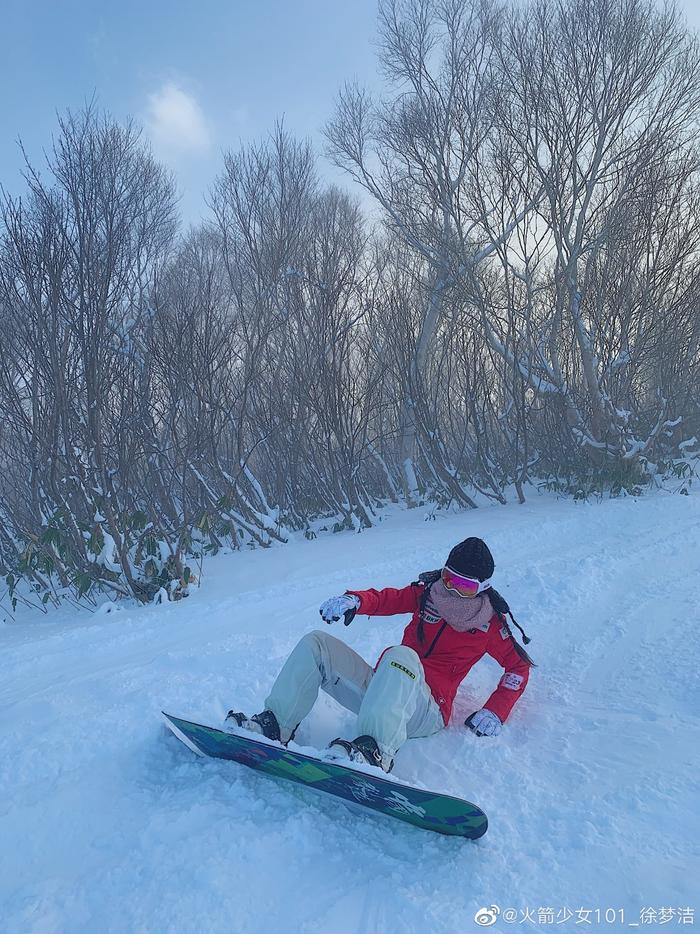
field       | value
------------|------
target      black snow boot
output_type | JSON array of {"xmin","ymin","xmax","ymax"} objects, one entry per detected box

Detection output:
[
  {"xmin": 225, "ymin": 709, "xmax": 283, "ymax": 742},
  {"xmin": 329, "ymin": 734, "xmax": 394, "ymax": 773},
  {"xmin": 351, "ymin": 734, "xmax": 394, "ymax": 773}
]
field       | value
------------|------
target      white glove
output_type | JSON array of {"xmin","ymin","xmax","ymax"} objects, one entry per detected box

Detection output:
[
  {"xmin": 465, "ymin": 708, "xmax": 502, "ymax": 737},
  {"xmin": 319, "ymin": 593, "xmax": 361, "ymax": 626}
]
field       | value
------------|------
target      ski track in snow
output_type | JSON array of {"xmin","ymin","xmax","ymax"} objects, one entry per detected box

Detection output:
[{"xmin": 1, "ymin": 491, "xmax": 699, "ymax": 933}]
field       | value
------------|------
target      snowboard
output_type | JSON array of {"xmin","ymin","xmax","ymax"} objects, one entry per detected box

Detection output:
[{"xmin": 162, "ymin": 712, "xmax": 488, "ymax": 839}]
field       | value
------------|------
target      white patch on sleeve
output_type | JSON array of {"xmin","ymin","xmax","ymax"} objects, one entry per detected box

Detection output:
[
  {"xmin": 500, "ymin": 625, "xmax": 509, "ymax": 640},
  {"xmin": 501, "ymin": 672, "xmax": 524, "ymax": 691}
]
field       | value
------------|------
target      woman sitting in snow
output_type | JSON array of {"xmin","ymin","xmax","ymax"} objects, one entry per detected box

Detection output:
[{"xmin": 227, "ymin": 537, "xmax": 534, "ymax": 773}]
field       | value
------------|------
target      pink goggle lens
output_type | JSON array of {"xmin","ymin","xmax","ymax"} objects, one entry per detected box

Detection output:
[{"xmin": 441, "ymin": 567, "xmax": 482, "ymax": 596}]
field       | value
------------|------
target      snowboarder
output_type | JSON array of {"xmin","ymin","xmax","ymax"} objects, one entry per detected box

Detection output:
[{"xmin": 227, "ymin": 537, "xmax": 534, "ymax": 773}]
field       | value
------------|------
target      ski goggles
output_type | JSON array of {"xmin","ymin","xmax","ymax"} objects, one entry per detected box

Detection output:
[{"xmin": 441, "ymin": 566, "xmax": 492, "ymax": 597}]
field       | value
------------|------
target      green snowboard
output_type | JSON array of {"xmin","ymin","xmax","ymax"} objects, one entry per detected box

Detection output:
[{"xmin": 162, "ymin": 712, "xmax": 488, "ymax": 840}]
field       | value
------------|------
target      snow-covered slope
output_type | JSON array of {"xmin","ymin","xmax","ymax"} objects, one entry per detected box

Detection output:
[{"xmin": 2, "ymin": 491, "xmax": 699, "ymax": 933}]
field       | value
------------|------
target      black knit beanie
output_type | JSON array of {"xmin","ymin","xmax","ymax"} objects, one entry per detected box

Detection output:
[{"xmin": 445, "ymin": 537, "xmax": 494, "ymax": 582}]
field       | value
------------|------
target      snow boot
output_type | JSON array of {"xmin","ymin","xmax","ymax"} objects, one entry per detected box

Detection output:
[
  {"xmin": 225, "ymin": 709, "xmax": 284, "ymax": 743},
  {"xmin": 328, "ymin": 734, "xmax": 394, "ymax": 773}
]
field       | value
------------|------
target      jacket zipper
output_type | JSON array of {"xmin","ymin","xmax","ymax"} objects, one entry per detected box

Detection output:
[{"xmin": 423, "ymin": 622, "xmax": 447, "ymax": 659}]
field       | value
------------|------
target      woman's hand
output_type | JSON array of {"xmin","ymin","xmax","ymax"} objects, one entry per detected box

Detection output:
[
  {"xmin": 465, "ymin": 708, "xmax": 502, "ymax": 737},
  {"xmin": 319, "ymin": 594, "xmax": 361, "ymax": 626}
]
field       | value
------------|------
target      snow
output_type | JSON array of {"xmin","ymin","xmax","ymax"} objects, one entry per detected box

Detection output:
[{"xmin": 1, "ymin": 491, "xmax": 699, "ymax": 932}]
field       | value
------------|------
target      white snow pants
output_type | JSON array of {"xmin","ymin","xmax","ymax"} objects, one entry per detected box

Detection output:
[{"xmin": 264, "ymin": 630, "xmax": 444, "ymax": 756}]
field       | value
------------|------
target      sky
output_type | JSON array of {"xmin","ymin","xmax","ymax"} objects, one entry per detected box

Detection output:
[
  {"xmin": 0, "ymin": 0, "xmax": 380, "ymax": 225},
  {"xmin": 1, "ymin": 0, "xmax": 699, "ymax": 228}
]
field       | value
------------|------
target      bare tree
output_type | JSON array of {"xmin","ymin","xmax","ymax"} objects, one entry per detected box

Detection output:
[
  {"xmin": 487, "ymin": 0, "xmax": 700, "ymax": 472},
  {"xmin": 326, "ymin": 0, "xmax": 542, "ymax": 504},
  {"xmin": 0, "ymin": 107, "xmax": 176, "ymax": 601}
]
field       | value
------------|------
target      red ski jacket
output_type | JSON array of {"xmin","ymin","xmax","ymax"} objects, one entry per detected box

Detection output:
[{"xmin": 347, "ymin": 583, "xmax": 530, "ymax": 725}]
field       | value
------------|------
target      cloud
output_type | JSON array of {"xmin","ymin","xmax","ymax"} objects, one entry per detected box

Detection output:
[{"xmin": 145, "ymin": 83, "xmax": 211, "ymax": 157}]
